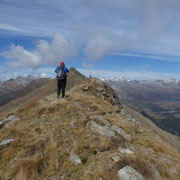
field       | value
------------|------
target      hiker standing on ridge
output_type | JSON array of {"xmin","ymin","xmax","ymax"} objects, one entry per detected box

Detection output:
[{"xmin": 55, "ymin": 61, "xmax": 69, "ymax": 98}]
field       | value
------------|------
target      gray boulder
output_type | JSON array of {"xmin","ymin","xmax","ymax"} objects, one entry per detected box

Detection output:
[
  {"xmin": 97, "ymin": 87, "xmax": 104, "ymax": 92},
  {"xmin": 118, "ymin": 166, "xmax": 146, "ymax": 180},
  {"xmin": 89, "ymin": 115, "xmax": 111, "ymax": 126},
  {"xmin": 0, "ymin": 139, "xmax": 15, "ymax": 146},
  {"xmin": 128, "ymin": 118, "xmax": 141, "ymax": 126},
  {"xmin": 119, "ymin": 148, "xmax": 135, "ymax": 155},
  {"xmin": 83, "ymin": 86, "xmax": 89, "ymax": 91},
  {"xmin": 70, "ymin": 152, "xmax": 82, "ymax": 165},
  {"xmin": 111, "ymin": 154, "xmax": 121, "ymax": 162},
  {"xmin": 89, "ymin": 121, "xmax": 115, "ymax": 137},
  {"xmin": 0, "ymin": 114, "xmax": 20, "ymax": 128},
  {"xmin": 47, "ymin": 175, "xmax": 64, "ymax": 180},
  {"xmin": 111, "ymin": 125, "xmax": 131, "ymax": 142},
  {"xmin": 151, "ymin": 166, "xmax": 162, "ymax": 180}
]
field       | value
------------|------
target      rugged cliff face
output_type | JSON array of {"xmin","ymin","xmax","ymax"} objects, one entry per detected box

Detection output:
[{"xmin": 0, "ymin": 76, "xmax": 180, "ymax": 180}]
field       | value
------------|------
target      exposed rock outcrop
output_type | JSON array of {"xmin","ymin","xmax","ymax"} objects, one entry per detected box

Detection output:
[
  {"xmin": 111, "ymin": 125, "xmax": 131, "ymax": 142},
  {"xmin": 88, "ymin": 121, "xmax": 115, "ymax": 137},
  {"xmin": 118, "ymin": 166, "xmax": 146, "ymax": 180},
  {"xmin": 0, "ymin": 114, "xmax": 20, "ymax": 128},
  {"xmin": 0, "ymin": 139, "xmax": 15, "ymax": 146},
  {"xmin": 70, "ymin": 152, "xmax": 82, "ymax": 165}
]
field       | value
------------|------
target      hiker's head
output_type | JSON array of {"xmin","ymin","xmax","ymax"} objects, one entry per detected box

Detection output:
[{"xmin": 60, "ymin": 61, "xmax": 64, "ymax": 66}]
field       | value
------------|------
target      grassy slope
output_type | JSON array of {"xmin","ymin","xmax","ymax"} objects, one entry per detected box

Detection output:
[
  {"xmin": 0, "ymin": 78, "xmax": 180, "ymax": 180},
  {"xmin": 0, "ymin": 67, "xmax": 86, "ymax": 118}
]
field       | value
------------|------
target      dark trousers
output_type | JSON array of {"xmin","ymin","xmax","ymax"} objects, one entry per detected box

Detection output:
[{"xmin": 57, "ymin": 78, "xmax": 67, "ymax": 98}]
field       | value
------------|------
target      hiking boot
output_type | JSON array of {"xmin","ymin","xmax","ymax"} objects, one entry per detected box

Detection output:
[{"xmin": 57, "ymin": 94, "xmax": 60, "ymax": 98}]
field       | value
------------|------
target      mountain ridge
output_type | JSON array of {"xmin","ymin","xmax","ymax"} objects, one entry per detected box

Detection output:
[
  {"xmin": 0, "ymin": 67, "xmax": 86, "ymax": 117},
  {"xmin": 0, "ymin": 73, "xmax": 179, "ymax": 179}
]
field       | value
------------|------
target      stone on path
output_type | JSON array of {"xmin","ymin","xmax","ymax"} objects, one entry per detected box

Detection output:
[
  {"xmin": 119, "ymin": 148, "xmax": 135, "ymax": 155},
  {"xmin": 89, "ymin": 121, "xmax": 115, "ymax": 137},
  {"xmin": 70, "ymin": 152, "xmax": 82, "ymax": 165},
  {"xmin": 0, "ymin": 114, "xmax": 20, "ymax": 128},
  {"xmin": 118, "ymin": 166, "xmax": 146, "ymax": 180},
  {"xmin": 0, "ymin": 139, "xmax": 15, "ymax": 146},
  {"xmin": 111, "ymin": 125, "xmax": 131, "ymax": 142},
  {"xmin": 89, "ymin": 115, "xmax": 111, "ymax": 126}
]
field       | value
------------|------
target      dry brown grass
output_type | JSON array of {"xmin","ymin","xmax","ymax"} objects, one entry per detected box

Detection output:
[
  {"xmin": 0, "ymin": 78, "xmax": 180, "ymax": 179},
  {"xmin": 46, "ymin": 141, "xmax": 59, "ymax": 172},
  {"xmin": 11, "ymin": 153, "xmax": 43, "ymax": 180},
  {"xmin": 115, "ymin": 154, "xmax": 153, "ymax": 178}
]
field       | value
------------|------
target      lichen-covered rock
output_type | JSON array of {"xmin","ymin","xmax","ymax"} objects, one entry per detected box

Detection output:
[
  {"xmin": 111, "ymin": 125, "xmax": 131, "ymax": 141},
  {"xmin": 128, "ymin": 118, "xmax": 141, "ymax": 126},
  {"xmin": 89, "ymin": 115, "xmax": 111, "ymax": 126},
  {"xmin": 0, "ymin": 119, "xmax": 9, "ymax": 128},
  {"xmin": 70, "ymin": 152, "xmax": 82, "ymax": 165},
  {"xmin": 128, "ymin": 146, "xmax": 136, "ymax": 153},
  {"xmin": 151, "ymin": 165, "xmax": 162, "ymax": 180},
  {"xmin": 89, "ymin": 121, "xmax": 115, "ymax": 137},
  {"xmin": 47, "ymin": 175, "xmax": 64, "ymax": 180},
  {"xmin": 111, "ymin": 154, "xmax": 121, "ymax": 162},
  {"xmin": 97, "ymin": 87, "xmax": 104, "ymax": 92},
  {"xmin": 83, "ymin": 86, "xmax": 89, "ymax": 91},
  {"xmin": 0, "ymin": 139, "xmax": 15, "ymax": 146},
  {"xmin": 119, "ymin": 148, "xmax": 135, "ymax": 155},
  {"xmin": 0, "ymin": 114, "xmax": 20, "ymax": 128},
  {"xmin": 118, "ymin": 166, "xmax": 146, "ymax": 180}
]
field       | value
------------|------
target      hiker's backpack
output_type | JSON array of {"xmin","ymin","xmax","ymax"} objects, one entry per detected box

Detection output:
[{"xmin": 57, "ymin": 66, "xmax": 65, "ymax": 79}]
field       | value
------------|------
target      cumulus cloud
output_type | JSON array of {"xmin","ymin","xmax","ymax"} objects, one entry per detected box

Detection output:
[
  {"xmin": 1, "ymin": 33, "xmax": 77, "ymax": 69},
  {"xmin": 1, "ymin": 0, "xmax": 180, "ymax": 61},
  {"xmin": 84, "ymin": 35, "xmax": 114, "ymax": 60}
]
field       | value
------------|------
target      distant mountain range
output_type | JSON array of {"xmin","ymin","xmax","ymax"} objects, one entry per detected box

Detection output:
[
  {"xmin": 1, "ymin": 73, "xmax": 180, "ymax": 137},
  {"xmin": 107, "ymin": 78, "xmax": 180, "ymax": 136},
  {"xmin": 0, "ymin": 68, "xmax": 86, "ymax": 109},
  {"xmin": 0, "ymin": 70, "xmax": 180, "ymax": 180}
]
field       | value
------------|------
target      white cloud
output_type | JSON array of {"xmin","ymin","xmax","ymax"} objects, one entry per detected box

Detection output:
[
  {"xmin": 82, "ymin": 63, "xmax": 95, "ymax": 68},
  {"xmin": 1, "ymin": 65, "xmax": 180, "ymax": 81},
  {"xmin": 0, "ymin": 66, "xmax": 55, "ymax": 81},
  {"xmin": 113, "ymin": 52, "xmax": 180, "ymax": 62},
  {"xmin": 84, "ymin": 35, "xmax": 115, "ymax": 60},
  {"xmin": 78, "ymin": 68, "xmax": 180, "ymax": 80},
  {"xmin": 40, "ymin": 73, "xmax": 48, "ymax": 78},
  {"xmin": 0, "ymin": 23, "xmax": 22, "ymax": 32},
  {"xmin": 1, "ymin": 0, "xmax": 180, "ymax": 61},
  {"xmin": 1, "ymin": 33, "xmax": 77, "ymax": 69}
]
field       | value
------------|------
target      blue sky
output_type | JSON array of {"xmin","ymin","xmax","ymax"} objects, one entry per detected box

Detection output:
[{"xmin": 0, "ymin": 0, "xmax": 180, "ymax": 80}]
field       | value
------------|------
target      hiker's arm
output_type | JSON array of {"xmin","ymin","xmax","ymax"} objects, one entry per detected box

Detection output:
[
  {"xmin": 65, "ymin": 67, "xmax": 69, "ymax": 73},
  {"xmin": 55, "ymin": 67, "xmax": 58, "ymax": 73}
]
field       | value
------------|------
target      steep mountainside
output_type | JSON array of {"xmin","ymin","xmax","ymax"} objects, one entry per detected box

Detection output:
[
  {"xmin": 0, "ymin": 77, "xmax": 179, "ymax": 180},
  {"xmin": 107, "ymin": 79, "xmax": 180, "ymax": 136},
  {"xmin": 0, "ymin": 76, "xmax": 34, "ymax": 106},
  {"xmin": 0, "ymin": 67, "xmax": 86, "ymax": 117}
]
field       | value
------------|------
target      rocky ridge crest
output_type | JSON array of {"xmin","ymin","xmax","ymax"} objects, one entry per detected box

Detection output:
[{"xmin": 0, "ymin": 77, "xmax": 179, "ymax": 180}]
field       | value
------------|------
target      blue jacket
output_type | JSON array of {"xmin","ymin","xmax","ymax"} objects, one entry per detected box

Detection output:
[{"xmin": 55, "ymin": 66, "xmax": 69, "ymax": 76}]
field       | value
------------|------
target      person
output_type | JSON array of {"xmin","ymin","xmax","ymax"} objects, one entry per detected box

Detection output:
[{"xmin": 55, "ymin": 61, "xmax": 69, "ymax": 98}]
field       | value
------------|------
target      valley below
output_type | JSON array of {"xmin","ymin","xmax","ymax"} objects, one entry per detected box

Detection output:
[{"xmin": 107, "ymin": 78, "xmax": 180, "ymax": 136}]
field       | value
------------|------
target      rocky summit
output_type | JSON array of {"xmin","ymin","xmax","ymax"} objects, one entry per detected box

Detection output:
[{"xmin": 0, "ymin": 76, "xmax": 180, "ymax": 180}]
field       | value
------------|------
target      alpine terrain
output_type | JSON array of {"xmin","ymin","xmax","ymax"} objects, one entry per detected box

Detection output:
[
  {"xmin": 107, "ymin": 78, "xmax": 180, "ymax": 136},
  {"xmin": 0, "ymin": 69, "xmax": 180, "ymax": 180}
]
